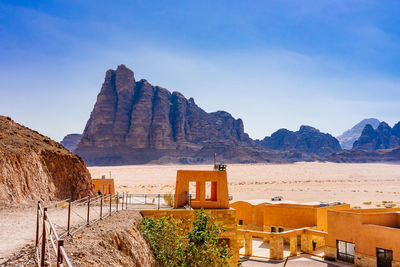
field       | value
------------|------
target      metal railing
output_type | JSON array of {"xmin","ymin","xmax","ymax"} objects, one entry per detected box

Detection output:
[{"xmin": 34, "ymin": 192, "xmax": 192, "ymax": 266}]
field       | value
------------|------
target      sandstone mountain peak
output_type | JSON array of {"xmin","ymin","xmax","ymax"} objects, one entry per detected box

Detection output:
[{"xmin": 75, "ymin": 65, "xmax": 295, "ymax": 165}]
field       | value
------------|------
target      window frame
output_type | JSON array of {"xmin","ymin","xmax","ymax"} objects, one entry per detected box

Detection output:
[{"xmin": 336, "ymin": 240, "xmax": 355, "ymax": 263}]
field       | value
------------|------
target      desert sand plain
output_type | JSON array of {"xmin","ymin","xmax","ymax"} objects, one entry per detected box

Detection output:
[{"xmin": 89, "ymin": 162, "xmax": 400, "ymax": 209}]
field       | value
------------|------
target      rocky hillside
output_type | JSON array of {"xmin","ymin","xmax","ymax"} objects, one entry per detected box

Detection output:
[
  {"xmin": 256, "ymin": 126, "xmax": 342, "ymax": 158},
  {"xmin": 353, "ymin": 121, "xmax": 400, "ymax": 150},
  {"xmin": 75, "ymin": 65, "xmax": 301, "ymax": 165},
  {"xmin": 0, "ymin": 116, "xmax": 94, "ymax": 204},
  {"xmin": 337, "ymin": 118, "xmax": 380, "ymax": 149},
  {"xmin": 60, "ymin": 133, "xmax": 82, "ymax": 152}
]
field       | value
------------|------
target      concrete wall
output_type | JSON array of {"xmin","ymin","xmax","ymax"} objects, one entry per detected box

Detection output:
[{"xmin": 174, "ymin": 170, "xmax": 229, "ymax": 209}]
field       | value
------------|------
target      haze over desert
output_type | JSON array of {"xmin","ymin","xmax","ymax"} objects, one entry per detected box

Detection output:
[{"xmin": 89, "ymin": 162, "xmax": 400, "ymax": 209}]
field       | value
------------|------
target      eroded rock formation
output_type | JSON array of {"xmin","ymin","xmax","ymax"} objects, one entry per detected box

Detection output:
[
  {"xmin": 353, "ymin": 121, "xmax": 400, "ymax": 150},
  {"xmin": 75, "ymin": 65, "xmax": 297, "ymax": 165},
  {"xmin": 256, "ymin": 125, "xmax": 342, "ymax": 157},
  {"xmin": 0, "ymin": 116, "xmax": 94, "ymax": 204}
]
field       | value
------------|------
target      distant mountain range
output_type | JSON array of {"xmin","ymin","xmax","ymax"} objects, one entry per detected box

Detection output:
[
  {"xmin": 63, "ymin": 65, "xmax": 400, "ymax": 165},
  {"xmin": 256, "ymin": 126, "xmax": 341, "ymax": 158},
  {"xmin": 337, "ymin": 118, "xmax": 380, "ymax": 149},
  {"xmin": 327, "ymin": 121, "xmax": 400, "ymax": 163},
  {"xmin": 353, "ymin": 121, "xmax": 400, "ymax": 150}
]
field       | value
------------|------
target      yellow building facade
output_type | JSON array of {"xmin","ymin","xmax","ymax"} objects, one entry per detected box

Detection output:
[
  {"xmin": 231, "ymin": 200, "xmax": 350, "ymax": 259},
  {"xmin": 326, "ymin": 208, "xmax": 400, "ymax": 267}
]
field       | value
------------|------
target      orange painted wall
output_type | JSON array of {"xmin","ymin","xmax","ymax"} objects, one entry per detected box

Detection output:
[
  {"xmin": 316, "ymin": 204, "xmax": 351, "ymax": 232},
  {"xmin": 231, "ymin": 201, "xmax": 350, "ymax": 231},
  {"xmin": 263, "ymin": 205, "xmax": 316, "ymax": 229},
  {"xmin": 174, "ymin": 170, "xmax": 229, "ymax": 209},
  {"xmin": 327, "ymin": 209, "xmax": 400, "ymax": 261},
  {"xmin": 92, "ymin": 179, "xmax": 115, "ymax": 195}
]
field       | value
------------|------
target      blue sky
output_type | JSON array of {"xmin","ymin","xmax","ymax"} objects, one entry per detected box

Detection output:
[{"xmin": 1, "ymin": 0, "xmax": 400, "ymax": 141}]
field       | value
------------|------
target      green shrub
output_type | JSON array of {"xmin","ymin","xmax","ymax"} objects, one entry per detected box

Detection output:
[{"xmin": 140, "ymin": 209, "xmax": 233, "ymax": 267}]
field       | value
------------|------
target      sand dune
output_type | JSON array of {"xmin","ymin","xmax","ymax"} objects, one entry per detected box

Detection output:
[{"xmin": 88, "ymin": 162, "xmax": 400, "ymax": 208}]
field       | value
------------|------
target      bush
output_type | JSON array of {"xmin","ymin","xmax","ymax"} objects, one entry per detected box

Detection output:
[{"xmin": 140, "ymin": 209, "xmax": 233, "ymax": 267}]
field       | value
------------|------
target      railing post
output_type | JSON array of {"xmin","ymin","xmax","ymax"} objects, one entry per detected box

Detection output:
[
  {"xmin": 40, "ymin": 207, "xmax": 47, "ymax": 267},
  {"xmin": 67, "ymin": 199, "xmax": 71, "ymax": 236},
  {"xmin": 158, "ymin": 194, "xmax": 160, "ymax": 210},
  {"xmin": 189, "ymin": 194, "xmax": 192, "ymax": 209},
  {"xmin": 35, "ymin": 201, "xmax": 40, "ymax": 247},
  {"xmin": 145, "ymin": 194, "xmax": 147, "ymax": 204},
  {"xmin": 116, "ymin": 193, "xmax": 119, "ymax": 212},
  {"xmin": 87, "ymin": 196, "xmax": 90, "ymax": 226},
  {"xmin": 122, "ymin": 192, "xmax": 125, "ymax": 210},
  {"xmin": 100, "ymin": 194, "xmax": 103, "ymax": 220},
  {"xmin": 109, "ymin": 194, "xmax": 112, "ymax": 216},
  {"xmin": 57, "ymin": 239, "xmax": 64, "ymax": 267}
]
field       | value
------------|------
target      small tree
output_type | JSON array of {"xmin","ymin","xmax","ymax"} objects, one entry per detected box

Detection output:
[
  {"xmin": 139, "ymin": 216, "xmax": 185, "ymax": 266},
  {"xmin": 140, "ymin": 209, "xmax": 233, "ymax": 267}
]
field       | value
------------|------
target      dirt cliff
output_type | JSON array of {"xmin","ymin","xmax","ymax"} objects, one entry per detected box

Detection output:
[{"xmin": 0, "ymin": 116, "xmax": 94, "ymax": 204}]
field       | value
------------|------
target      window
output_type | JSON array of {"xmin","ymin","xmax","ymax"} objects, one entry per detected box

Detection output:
[
  {"xmin": 377, "ymin": 248, "xmax": 393, "ymax": 267},
  {"xmin": 189, "ymin": 182, "xmax": 197, "ymax": 200},
  {"xmin": 271, "ymin": 227, "xmax": 276, "ymax": 232},
  {"xmin": 205, "ymin": 181, "xmax": 211, "ymax": 199},
  {"xmin": 205, "ymin": 181, "xmax": 217, "ymax": 201},
  {"xmin": 238, "ymin": 220, "xmax": 243, "ymax": 225},
  {"xmin": 337, "ymin": 240, "xmax": 355, "ymax": 263},
  {"xmin": 278, "ymin": 227, "xmax": 284, "ymax": 232}
]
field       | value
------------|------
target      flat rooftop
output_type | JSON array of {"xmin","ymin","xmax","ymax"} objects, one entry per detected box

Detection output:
[{"xmin": 234, "ymin": 199, "xmax": 344, "ymax": 207}]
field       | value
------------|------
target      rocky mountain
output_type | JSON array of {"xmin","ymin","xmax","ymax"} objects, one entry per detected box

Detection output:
[
  {"xmin": 0, "ymin": 115, "xmax": 94, "ymax": 204},
  {"xmin": 61, "ymin": 133, "xmax": 82, "ymax": 152},
  {"xmin": 75, "ymin": 65, "xmax": 301, "ymax": 165},
  {"xmin": 337, "ymin": 118, "xmax": 380, "ymax": 149},
  {"xmin": 325, "ymin": 147, "xmax": 400, "ymax": 163},
  {"xmin": 256, "ymin": 126, "xmax": 342, "ymax": 158},
  {"xmin": 353, "ymin": 121, "xmax": 400, "ymax": 150}
]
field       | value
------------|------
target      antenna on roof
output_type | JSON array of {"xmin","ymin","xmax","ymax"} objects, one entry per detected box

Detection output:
[
  {"xmin": 213, "ymin": 153, "xmax": 227, "ymax": 171},
  {"xmin": 214, "ymin": 153, "xmax": 216, "ymax": 166}
]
